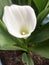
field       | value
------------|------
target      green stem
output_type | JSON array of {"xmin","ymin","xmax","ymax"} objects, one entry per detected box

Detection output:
[{"xmin": 24, "ymin": 39, "xmax": 31, "ymax": 53}]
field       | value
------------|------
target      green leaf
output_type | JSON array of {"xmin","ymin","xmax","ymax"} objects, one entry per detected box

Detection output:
[
  {"xmin": 0, "ymin": 45, "xmax": 27, "ymax": 51},
  {"xmin": 32, "ymin": 40, "xmax": 49, "ymax": 58},
  {"xmin": 22, "ymin": 53, "xmax": 34, "ymax": 65},
  {"xmin": 0, "ymin": 0, "xmax": 12, "ymax": 18},
  {"xmin": 0, "ymin": 0, "xmax": 12, "ymax": 6},
  {"xmin": 37, "ymin": 8, "xmax": 49, "ymax": 26},
  {"xmin": 28, "ymin": 23, "xmax": 49, "ymax": 43},
  {"xmin": 45, "ymin": 0, "xmax": 49, "ymax": 9},
  {"xmin": 0, "ymin": 27, "xmax": 16, "ymax": 47},
  {"xmin": 0, "ymin": 4, "xmax": 3, "ymax": 19},
  {"xmin": 33, "ymin": 0, "xmax": 48, "ymax": 12},
  {"xmin": 0, "ymin": 20, "xmax": 7, "ymax": 32}
]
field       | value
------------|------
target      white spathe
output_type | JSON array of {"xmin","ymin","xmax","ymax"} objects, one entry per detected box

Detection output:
[{"xmin": 3, "ymin": 5, "xmax": 37, "ymax": 38}]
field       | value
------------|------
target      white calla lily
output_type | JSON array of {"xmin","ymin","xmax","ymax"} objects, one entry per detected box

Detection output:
[{"xmin": 3, "ymin": 5, "xmax": 37, "ymax": 38}]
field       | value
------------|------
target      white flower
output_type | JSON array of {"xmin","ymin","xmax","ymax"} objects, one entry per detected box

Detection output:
[{"xmin": 3, "ymin": 5, "xmax": 37, "ymax": 38}]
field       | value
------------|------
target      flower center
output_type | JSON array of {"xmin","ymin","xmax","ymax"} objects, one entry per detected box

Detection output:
[
  {"xmin": 21, "ymin": 31, "xmax": 28, "ymax": 35},
  {"xmin": 20, "ymin": 27, "xmax": 29, "ymax": 35},
  {"xmin": 21, "ymin": 32, "xmax": 26, "ymax": 35}
]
